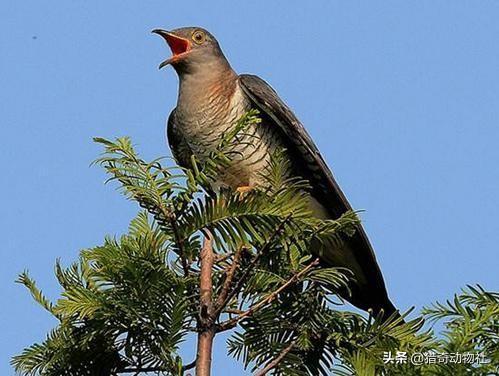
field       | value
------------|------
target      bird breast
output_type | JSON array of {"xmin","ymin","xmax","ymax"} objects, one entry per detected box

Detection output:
[{"xmin": 174, "ymin": 82, "xmax": 281, "ymax": 189}]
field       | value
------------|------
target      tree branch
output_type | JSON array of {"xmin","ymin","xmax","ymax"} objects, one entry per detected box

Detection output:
[
  {"xmin": 254, "ymin": 339, "xmax": 297, "ymax": 376},
  {"xmin": 214, "ymin": 215, "xmax": 292, "ymax": 318},
  {"xmin": 196, "ymin": 235, "xmax": 215, "ymax": 376},
  {"xmin": 168, "ymin": 213, "xmax": 191, "ymax": 276},
  {"xmin": 217, "ymin": 258, "xmax": 320, "ymax": 332},
  {"xmin": 182, "ymin": 360, "xmax": 196, "ymax": 372},
  {"xmin": 214, "ymin": 246, "xmax": 244, "ymax": 313},
  {"xmin": 214, "ymin": 251, "xmax": 236, "ymax": 263}
]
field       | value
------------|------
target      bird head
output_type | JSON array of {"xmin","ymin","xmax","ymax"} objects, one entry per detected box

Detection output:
[{"xmin": 152, "ymin": 27, "xmax": 231, "ymax": 75}]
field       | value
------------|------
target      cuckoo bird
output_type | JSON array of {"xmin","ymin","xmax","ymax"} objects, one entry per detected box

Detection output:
[{"xmin": 153, "ymin": 26, "xmax": 398, "ymax": 317}]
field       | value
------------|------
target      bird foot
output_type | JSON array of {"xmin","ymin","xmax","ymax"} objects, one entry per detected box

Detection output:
[{"xmin": 236, "ymin": 185, "xmax": 253, "ymax": 195}]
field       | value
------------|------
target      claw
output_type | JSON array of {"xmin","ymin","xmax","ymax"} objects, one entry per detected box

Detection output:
[{"xmin": 236, "ymin": 186, "xmax": 253, "ymax": 195}]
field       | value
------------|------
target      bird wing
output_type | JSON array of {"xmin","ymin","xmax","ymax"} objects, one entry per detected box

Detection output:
[
  {"xmin": 239, "ymin": 74, "xmax": 395, "ymax": 314},
  {"xmin": 167, "ymin": 108, "xmax": 194, "ymax": 170},
  {"xmin": 239, "ymin": 74, "xmax": 351, "ymax": 218}
]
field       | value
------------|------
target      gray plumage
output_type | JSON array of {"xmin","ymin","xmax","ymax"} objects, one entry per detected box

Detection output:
[{"xmin": 154, "ymin": 26, "xmax": 397, "ymax": 317}]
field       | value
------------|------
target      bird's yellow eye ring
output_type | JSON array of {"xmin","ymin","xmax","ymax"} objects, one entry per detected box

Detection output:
[{"xmin": 192, "ymin": 30, "xmax": 206, "ymax": 45}]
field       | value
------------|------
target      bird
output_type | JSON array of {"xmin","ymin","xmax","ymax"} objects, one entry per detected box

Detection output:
[{"xmin": 152, "ymin": 26, "xmax": 398, "ymax": 318}]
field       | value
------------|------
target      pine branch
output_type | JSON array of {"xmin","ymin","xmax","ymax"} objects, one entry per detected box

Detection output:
[
  {"xmin": 169, "ymin": 212, "xmax": 191, "ymax": 276},
  {"xmin": 218, "ymin": 258, "xmax": 320, "ymax": 332},
  {"xmin": 213, "ymin": 214, "xmax": 293, "ymax": 319},
  {"xmin": 16, "ymin": 271, "xmax": 57, "ymax": 317},
  {"xmin": 254, "ymin": 339, "xmax": 297, "ymax": 376},
  {"xmin": 214, "ymin": 246, "xmax": 244, "ymax": 314},
  {"xmin": 16, "ymin": 128, "xmax": 499, "ymax": 376}
]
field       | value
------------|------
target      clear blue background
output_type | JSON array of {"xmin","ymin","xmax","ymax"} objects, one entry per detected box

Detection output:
[{"xmin": 1, "ymin": 1, "xmax": 498, "ymax": 374}]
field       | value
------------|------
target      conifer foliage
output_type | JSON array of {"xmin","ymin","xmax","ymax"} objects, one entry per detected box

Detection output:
[{"xmin": 12, "ymin": 112, "xmax": 498, "ymax": 375}]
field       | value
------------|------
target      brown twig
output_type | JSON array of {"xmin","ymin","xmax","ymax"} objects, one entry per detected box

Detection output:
[
  {"xmin": 181, "ymin": 360, "xmax": 196, "ymax": 373},
  {"xmin": 168, "ymin": 213, "xmax": 190, "ymax": 276},
  {"xmin": 214, "ymin": 215, "xmax": 292, "ymax": 318},
  {"xmin": 196, "ymin": 235, "xmax": 215, "ymax": 376},
  {"xmin": 225, "ymin": 308, "xmax": 245, "ymax": 315},
  {"xmin": 213, "ymin": 246, "xmax": 244, "ymax": 314},
  {"xmin": 214, "ymin": 251, "xmax": 235, "ymax": 263},
  {"xmin": 217, "ymin": 258, "xmax": 320, "ymax": 332},
  {"xmin": 254, "ymin": 339, "xmax": 297, "ymax": 376}
]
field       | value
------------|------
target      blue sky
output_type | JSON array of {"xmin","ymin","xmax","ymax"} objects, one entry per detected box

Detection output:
[{"xmin": 1, "ymin": 1, "xmax": 498, "ymax": 374}]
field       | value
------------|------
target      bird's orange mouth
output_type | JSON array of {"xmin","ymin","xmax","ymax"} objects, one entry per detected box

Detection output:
[{"xmin": 152, "ymin": 29, "xmax": 191, "ymax": 69}]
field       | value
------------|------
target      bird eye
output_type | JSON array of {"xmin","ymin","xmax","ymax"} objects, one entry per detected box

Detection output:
[{"xmin": 192, "ymin": 30, "xmax": 206, "ymax": 45}]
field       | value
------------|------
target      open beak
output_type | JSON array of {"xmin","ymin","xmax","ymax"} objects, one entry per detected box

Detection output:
[{"xmin": 152, "ymin": 29, "xmax": 192, "ymax": 69}]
